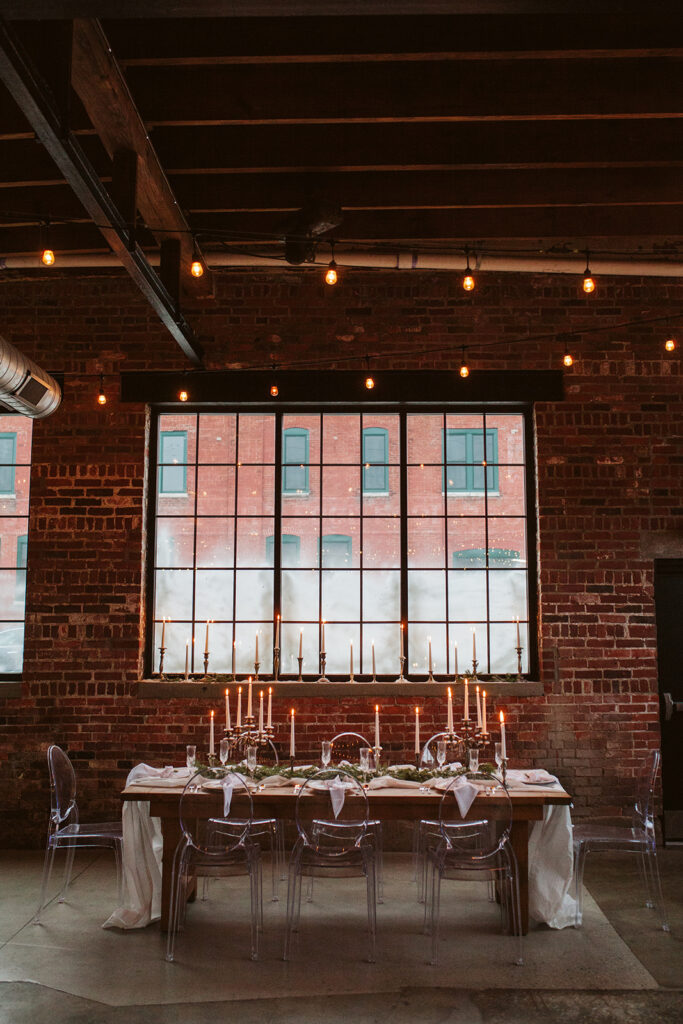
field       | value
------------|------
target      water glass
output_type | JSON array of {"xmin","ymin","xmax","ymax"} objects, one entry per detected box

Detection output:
[
  {"xmin": 186, "ymin": 745, "xmax": 197, "ymax": 771},
  {"xmin": 219, "ymin": 738, "xmax": 230, "ymax": 766},
  {"xmin": 468, "ymin": 748, "xmax": 479, "ymax": 774},
  {"xmin": 246, "ymin": 745, "xmax": 258, "ymax": 776},
  {"xmin": 359, "ymin": 746, "xmax": 372, "ymax": 782},
  {"xmin": 494, "ymin": 742, "xmax": 503, "ymax": 771},
  {"xmin": 321, "ymin": 740, "xmax": 332, "ymax": 767},
  {"xmin": 436, "ymin": 740, "xmax": 447, "ymax": 768}
]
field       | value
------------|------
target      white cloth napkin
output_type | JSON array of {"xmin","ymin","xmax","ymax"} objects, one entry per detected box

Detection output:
[
  {"xmin": 507, "ymin": 768, "xmax": 557, "ymax": 787},
  {"xmin": 446, "ymin": 777, "xmax": 478, "ymax": 817},
  {"xmin": 128, "ymin": 765, "xmax": 191, "ymax": 787},
  {"xmin": 221, "ymin": 777, "xmax": 233, "ymax": 816},
  {"xmin": 368, "ymin": 775, "xmax": 422, "ymax": 790},
  {"xmin": 329, "ymin": 776, "xmax": 346, "ymax": 819}
]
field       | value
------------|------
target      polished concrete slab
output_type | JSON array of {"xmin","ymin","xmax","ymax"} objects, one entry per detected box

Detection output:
[{"xmin": 0, "ymin": 849, "xmax": 680, "ymax": 1024}]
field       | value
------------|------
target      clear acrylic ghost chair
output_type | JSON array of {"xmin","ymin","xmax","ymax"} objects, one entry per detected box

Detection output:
[
  {"xmin": 572, "ymin": 749, "xmax": 669, "ymax": 932},
  {"xmin": 327, "ymin": 731, "xmax": 383, "ymax": 902},
  {"xmin": 205, "ymin": 812, "xmax": 282, "ymax": 902},
  {"xmin": 283, "ymin": 768, "xmax": 378, "ymax": 963},
  {"xmin": 166, "ymin": 769, "xmax": 262, "ymax": 962},
  {"xmin": 413, "ymin": 731, "xmax": 468, "ymax": 900},
  {"xmin": 33, "ymin": 744, "xmax": 123, "ymax": 924},
  {"xmin": 426, "ymin": 771, "xmax": 523, "ymax": 967}
]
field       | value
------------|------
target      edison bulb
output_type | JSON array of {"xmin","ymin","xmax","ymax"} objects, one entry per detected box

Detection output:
[
  {"xmin": 178, "ymin": 389, "xmax": 189, "ymax": 402},
  {"xmin": 325, "ymin": 261, "xmax": 338, "ymax": 286},
  {"xmin": 582, "ymin": 274, "xmax": 595, "ymax": 294},
  {"xmin": 41, "ymin": 248, "xmax": 55, "ymax": 266},
  {"xmin": 270, "ymin": 384, "xmax": 279, "ymax": 397},
  {"xmin": 462, "ymin": 273, "xmax": 475, "ymax": 292},
  {"xmin": 665, "ymin": 338, "xmax": 676, "ymax": 352},
  {"xmin": 191, "ymin": 259, "xmax": 204, "ymax": 278},
  {"xmin": 563, "ymin": 352, "xmax": 574, "ymax": 367},
  {"xmin": 97, "ymin": 392, "xmax": 107, "ymax": 405},
  {"xmin": 459, "ymin": 363, "xmax": 470, "ymax": 378},
  {"xmin": 365, "ymin": 376, "xmax": 375, "ymax": 389}
]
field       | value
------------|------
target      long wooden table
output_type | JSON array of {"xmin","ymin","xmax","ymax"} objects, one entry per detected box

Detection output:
[{"xmin": 122, "ymin": 779, "xmax": 571, "ymax": 935}]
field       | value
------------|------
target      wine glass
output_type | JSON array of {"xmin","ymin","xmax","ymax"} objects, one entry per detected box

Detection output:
[
  {"xmin": 436, "ymin": 740, "xmax": 447, "ymax": 770},
  {"xmin": 359, "ymin": 746, "xmax": 371, "ymax": 784},
  {"xmin": 494, "ymin": 742, "xmax": 503, "ymax": 773},
  {"xmin": 219, "ymin": 738, "xmax": 230, "ymax": 766},
  {"xmin": 468, "ymin": 748, "xmax": 479, "ymax": 774},
  {"xmin": 246, "ymin": 745, "xmax": 258, "ymax": 778},
  {"xmin": 321, "ymin": 740, "xmax": 332, "ymax": 768},
  {"xmin": 186, "ymin": 745, "xmax": 196, "ymax": 771}
]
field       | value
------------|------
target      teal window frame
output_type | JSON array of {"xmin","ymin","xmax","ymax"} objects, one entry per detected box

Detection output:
[
  {"xmin": 319, "ymin": 533, "xmax": 353, "ymax": 568},
  {"xmin": 266, "ymin": 533, "xmax": 301, "ymax": 567},
  {"xmin": 159, "ymin": 431, "xmax": 188, "ymax": 494},
  {"xmin": 282, "ymin": 427, "xmax": 309, "ymax": 494},
  {"xmin": 362, "ymin": 427, "xmax": 389, "ymax": 493},
  {"xmin": 0, "ymin": 432, "xmax": 17, "ymax": 495},
  {"xmin": 444, "ymin": 427, "xmax": 498, "ymax": 493}
]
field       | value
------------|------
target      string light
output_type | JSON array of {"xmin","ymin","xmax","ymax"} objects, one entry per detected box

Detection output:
[
  {"xmin": 664, "ymin": 337, "xmax": 676, "ymax": 352},
  {"xmin": 190, "ymin": 257, "xmax": 203, "ymax": 278},
  {"xmin": 97, "ymin": 373, "xmax": 107, "ymax": 405},
  {"xmin": 325, "ymin": 242, "xmax": 338, "ymax": 285},
  {"xmin": 178, "ymin": 388, "xmax": 189, "ymax": 402},
  {"xmin": 270, "ymin": 384, "xmax": 279, "ymax": 396},
  {"xmin": 582, "ymin": 251, "xmax": 596, "ymax": 294},
  {"xmin": 462, "ymin": 247, "xmax": 475, "ymax": 291},
  {"xmin": 365, "ymin": 376, "xmax": 375, "ymax": 389},
  {"xmin": 40, "ymin": 217, "xmax": 55, "ymax": 266},
  {"xmin": 459, "ymin": 347, "xmax": 470, "ymax": 378},
  {"xmin": 562, "ymin": 339, "xmax": 573, "ymax": 367}
]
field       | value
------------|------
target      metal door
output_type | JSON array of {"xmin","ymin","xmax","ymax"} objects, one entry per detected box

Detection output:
[{"xmin": 654, "ymin": 559, "xmax": 683, "ymax": 842}]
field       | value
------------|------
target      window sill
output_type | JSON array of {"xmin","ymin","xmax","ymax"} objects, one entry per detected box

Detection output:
[
  {"xmin": 137, "ymin": 679, "xmax": 543, "ymax": 699},
  {"xmin": 0, "ymin": 679, "xmax": 22, "ymax": 698}
]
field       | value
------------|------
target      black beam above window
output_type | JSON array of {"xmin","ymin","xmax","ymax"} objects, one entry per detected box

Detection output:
[{"xmin": 121, "ymin": 370, "xmax": 564, "ymax": 407}]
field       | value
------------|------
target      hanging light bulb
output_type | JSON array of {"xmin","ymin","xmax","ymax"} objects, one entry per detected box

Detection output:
[
  {"xmin": 462, "ymin": 247, "xmax": 475, "ymax": 291},
  {"xmin": 325, "ymin": 242, "xmax": 338, "ymax": 285},
  {"xmin": 563, "ymin": 342, "xmax": 574, "ymax": 367},
  {"xmin": 40, "ymin": 217, "xmax": 55, "ymax": 266},
  {"xmin": 191, "ymin": 258, "xmax": 203, "ymax": 278},
  {"xmin": 97, "ymin": 373, "xmax": 107, "ymax": 405},
  {"xmin": 582, "ymin": 251, "xmax": 596, "ymax": 294},
  {"xmin": 178, "ymin": 388, "xmax": 189, "ymax": 402},
  {"xmin": 459, "ymin": 347, "xmax": 470, "ymax": 378},
  {"xmin": 365, "ymin": 376, "xmax": 375, "ymax": 389},
  {"xmin": 270, "ymin": 384, "xmax": 279, "ymax": 397},
  {"xmin": 664, "ymin": 337, "xmax": 676, "ymax": 352}
]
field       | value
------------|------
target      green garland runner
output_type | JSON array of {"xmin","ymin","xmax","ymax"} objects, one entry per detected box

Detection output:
[{"xmin": 195, "ymin": 761, "xmax": 496, "ymax": 784}]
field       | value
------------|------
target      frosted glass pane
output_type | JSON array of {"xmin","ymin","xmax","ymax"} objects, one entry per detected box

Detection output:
[
  {"xmin": 281, "ymin": 570, "xmax": 319, "ymax": 621},
  {"xmin": 155, "ymin": 569, "xmax": 193, "ymax": 620},
  {"xmin": 488, "ymin": 570, "xmax": 527, "ymax": 620},
  {"xmin": 362, "ymin": 571, "xmax": 400, "ymax": 621},
  {"xmin": 322, "ymin": 570, "xmax": 360, "ymax": 621},
  {"xmin": 448, "ymin": 570, "xmax": 487, "ymax": 620},
  {"xmin": 408, "ymin": 570, "xmax": 446, "ymax": 620},
  {"xmin": 408, "ymin": 622, "xmax": 447, "ymax": 676},
  {"xmin": 234, "ymin": 569, "xmax": 273, "ymax": 620},
  {"xmin": 195, "ymin": 570, "xmax": 234, "ymax": 620}
]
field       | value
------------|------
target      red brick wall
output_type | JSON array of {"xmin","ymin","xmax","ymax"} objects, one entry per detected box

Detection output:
[{"xmin": 0, "ymin": 268, "xmax": 680, "ymax": 845}]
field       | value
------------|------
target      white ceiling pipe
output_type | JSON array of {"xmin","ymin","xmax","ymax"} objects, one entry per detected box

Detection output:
[{"xmin": 2, "ymin": 251, "xmax": 683, "ymax": 277}]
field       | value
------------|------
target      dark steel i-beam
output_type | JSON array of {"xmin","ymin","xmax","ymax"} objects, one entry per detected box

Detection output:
[{"xmin": 0, "ymin": 19, "xmax": 203, "ymax": 367}]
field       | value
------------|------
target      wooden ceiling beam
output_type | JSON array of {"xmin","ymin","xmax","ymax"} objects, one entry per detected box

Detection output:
[
  {"xmin": 170, "ymin": 167, "xmax": 683, "ymax": 213},
  {"xmin": 102, "ymin": 15, "xmax": 683, "ymax": 65},
  {"xmin": 122, "ymin": 58, "xmax": 683, "ymax": 126},
  {"xmin": 70, "ymin": 18, "xmax": 212, "ymax": 303},
  {"xmin": 153, "ymin": 120, "xmax": 683, "ymax": 173},
  {"xmin": 0, "ymin": 17, "xmax": 203, "ymax": 365}
]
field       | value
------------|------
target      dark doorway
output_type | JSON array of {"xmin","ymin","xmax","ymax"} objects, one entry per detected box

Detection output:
[{"xmin": 654, "ymin": 559, "xmax": 683, "ymax": 842}]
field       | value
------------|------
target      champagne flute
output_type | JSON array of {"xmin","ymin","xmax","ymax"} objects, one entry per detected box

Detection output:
[
  {"xmin": 219, "ymin": 738, "xmax": 230, "ymax": 767},
  {"xmin": 246, "ymin": 745, "xmax": 258, "ymax": 778},
  {"xmin": 321, "ymin": 740, "xmax": 332, "ymax": 768},
  {"xmin": 468, "ymin": 748, "xmax": 479, "ymax": 774},
  {"xmin": 436, "ymin": 740, "xmax": 447, "ymax": 770},
  {"xmin": 359, "ymin": 746, "xmax": 371, "ymax": 785},
  {"xmin": 494, "ymin": 742, "xmax": 503, "ymax": 773},
  {"xmin": 186, "ymin": 744, "xmax": 196, "ymax": 771}
]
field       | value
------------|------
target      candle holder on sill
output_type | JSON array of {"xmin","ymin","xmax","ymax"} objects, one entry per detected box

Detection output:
[
  {"xmin": 515, "ymin": 646, "xmax": 523, "ymax": 681},
  {"xmin": 426, "ymin": 667, "xmax": 435, "ymax": 684},
  {"xmin": 254, "ymin": 660, "xmax": 260, "ymax": 683},
  {"xmin": 317, "ymin": 652, "xmax": 329, "ymax": 684},
  {"xmin": 297, "ymin": 656, "xmax": 304, "ymax": 682},
  {"xmin": 470, "ymin": 658, "xmax": 479, "ymax": 682},
  {"xmin": 203, "ymin": 651, "xmax": 210, "ymax": 679},
  {"xmin": 273, "ymin": 647, "xmax": 280, "ymax": 682},
  {"xmin": 395, "ymin": 655, "xmax": 407, "ymax": 684},
  {"xmin": 158, "ymin": 646, "xmax": 166, "ymax": 680}
]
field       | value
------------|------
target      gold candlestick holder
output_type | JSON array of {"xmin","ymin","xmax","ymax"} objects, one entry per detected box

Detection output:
[
  {"xmin": 158, "ymin": 645, "xmax": 166, "ymax": 679},
  {"xmin": 254, "ymin": 659, "xmax": 260, "ymax": 682},
  {"xmin": 470, "ymin": 658, "xmax": 479, "ymax": 681},
  {"xmin": 395, "ymin": 655, "xmax": 407, "ymax": 683},
  {"xmin": 273, "ymin": 646, "xmax": 280, "ymax": 681},
  {"xmin": 317, "ymin": 652, "xmax": 329, "ymax": 683},
  {"xmin": 515, "ymin": 645, "xmax": 523, "ymax": 681},
  {"xmin": 203, "ymin": 650, "xmax": 210, "ymax": 679},
  {"xmin": 297, "ymin": 655, "xmax": 304, "ymax": 682}
]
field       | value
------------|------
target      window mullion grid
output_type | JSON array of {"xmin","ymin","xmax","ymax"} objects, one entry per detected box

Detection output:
[
  {"xmin": 190, "ymin": 414, "xmax": 199, "ymax": 672},
  {"xmin": 273, "ymin": 413, "xmax": 282, "ymax": 667},
  {"xmin": 317, "ymin": 413, "xmax": 323, "ymax": 675},
  {"xmin": 443, "ymin": 411, "xmax": 450, "ymax": 677},
  {"xmin": 399, "ymin": 412, "xmax": 408, "ymax": 672},
  {"xmin": 482, "ymin": 411, "xmax": 491, "ymax": 676},
  {"xmin": 231, "ymin": 415, "xmax": 240, "ymax": 677}
]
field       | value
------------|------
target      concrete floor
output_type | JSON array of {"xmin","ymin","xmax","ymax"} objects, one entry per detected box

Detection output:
[{"xmin": 0, "ymin": 848, "xmax": 681, "ymax": 1024}]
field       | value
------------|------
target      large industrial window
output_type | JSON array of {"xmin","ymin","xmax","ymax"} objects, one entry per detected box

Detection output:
[
  {"xmin": 0, "ymin": 417, "xmax": 32, "ymax": 675},
  {"xmin": 150, "ymin": 410, "xmax": 530, "ymax": 678}
]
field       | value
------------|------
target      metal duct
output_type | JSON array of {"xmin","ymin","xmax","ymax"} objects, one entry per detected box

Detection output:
[{"xmin": 0, "ymin": 333, "xmax": 61, "ymax": 418}]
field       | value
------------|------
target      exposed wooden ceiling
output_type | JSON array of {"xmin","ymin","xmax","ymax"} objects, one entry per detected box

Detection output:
[{"xmin": 0, "ymin": 3, "xmax": 682, "ymax": 356}]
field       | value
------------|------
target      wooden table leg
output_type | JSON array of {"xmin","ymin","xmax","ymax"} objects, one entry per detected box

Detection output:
[{"xmin": 509, "ymin": 818, "xmax": 530, "ymax": 935}]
